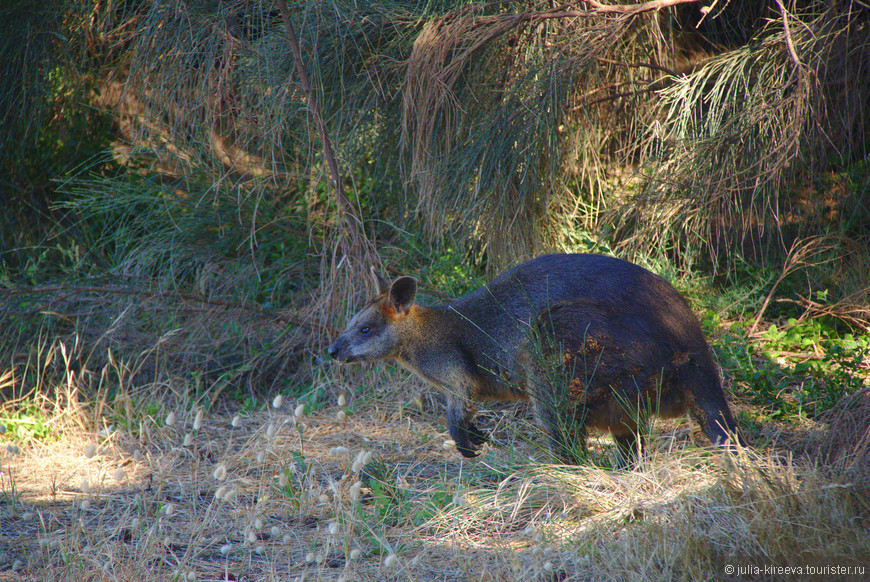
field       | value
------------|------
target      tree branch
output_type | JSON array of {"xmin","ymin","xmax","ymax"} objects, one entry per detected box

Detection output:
[
  {"xmin": 774, "ymin": 0, "xmax": 803, "ymax": 70},
  {"xmin": 3, "ymin": 284, "xmax": 308, "ymax": 326},
  {"xmin": 274, "ymin": 0, "xmax": 365, "ymax": 252},
  {"xmin": 575, "ymin": 0, "xmax": 703, "ymax": 15},
  {"xmin": 596, "ymin": 56, "xmax": 682, "ymax": 78}
]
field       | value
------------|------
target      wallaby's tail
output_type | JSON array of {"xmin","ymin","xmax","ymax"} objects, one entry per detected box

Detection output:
[{"xmin": 679, "ymin": 358, "xmax": 745, "ymax": 448}]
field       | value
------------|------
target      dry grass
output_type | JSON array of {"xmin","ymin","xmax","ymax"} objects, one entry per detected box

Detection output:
[{"xmin": 2, "ymin": 355, "xmax": 868, "ymax": 582}]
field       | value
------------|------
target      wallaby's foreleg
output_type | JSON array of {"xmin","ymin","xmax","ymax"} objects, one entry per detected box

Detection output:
[{"xmin": 447, "ymin": 395, "xmax": 488, "ymax": 457}]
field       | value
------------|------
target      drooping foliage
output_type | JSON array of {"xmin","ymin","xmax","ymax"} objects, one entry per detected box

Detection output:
[{"xmin": 2, "ymin": 0, "xmax": 868, "ymax": 393}]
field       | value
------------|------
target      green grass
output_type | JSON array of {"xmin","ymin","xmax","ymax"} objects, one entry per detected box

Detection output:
[{"xmin": 716, "ymin": 317, "xmax": 868, "ymax": 424}]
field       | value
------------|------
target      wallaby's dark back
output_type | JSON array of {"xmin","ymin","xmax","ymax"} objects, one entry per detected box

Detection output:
[{"xmin": 448, "ymin": 254, "xmax": 705, "ymax": 361}]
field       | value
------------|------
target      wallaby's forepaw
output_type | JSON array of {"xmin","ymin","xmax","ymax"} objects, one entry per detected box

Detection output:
[
  {"xmin": 448, "ymin": 420, "xmax": 487, "ymax": 458},
  {"xmin": 468, "ymin": 422, "xmax": 489, "ymax": 447}
]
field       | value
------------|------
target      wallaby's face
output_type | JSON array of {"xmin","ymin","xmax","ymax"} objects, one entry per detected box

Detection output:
[{"xmin": 327, "ymin": 271, "xmax": 417, "ymax": 364}]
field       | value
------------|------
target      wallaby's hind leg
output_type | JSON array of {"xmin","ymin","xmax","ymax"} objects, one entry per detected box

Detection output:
[
  {"xmin": 533, "ymin": 395, "xmax": 589, "ymax": 463},
  {"xmin": 612, "ymin": 430, "xmax": 644, "ymax": 469},
  {"xmin": 447, "ymin": 395, "xmax": 488, "ymax": 457},
  {"xmin": 526, "ymin": 358, "xmax": 589, "ymax": 463}
]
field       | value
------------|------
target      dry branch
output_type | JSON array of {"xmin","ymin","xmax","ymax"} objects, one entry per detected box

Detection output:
[
  {"xmin": 775, "ymin": 0, "xmax": 803, "ymax": 70},
  {"xmin": 274, "ymin": 0, "xmax": 379, "ymax": 334},
  {"xmin": 275, "ymin": 0, "xmax": 359, "ymax": 250},
  {"xmin": 1, "ymin": 284, "xmax": 307, "ymax": 327},
  {"xmin": 577, "ymin": 0, "xmax": 702, "ymax": 15}
]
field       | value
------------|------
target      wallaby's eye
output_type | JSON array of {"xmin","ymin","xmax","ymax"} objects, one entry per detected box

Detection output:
[{"xmin": 359, "ymin": 326, "xmax": 371, "ymax": 335}]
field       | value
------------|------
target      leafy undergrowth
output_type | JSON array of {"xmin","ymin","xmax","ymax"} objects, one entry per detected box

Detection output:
[{"xmin": 1, "ymin": 370, "xmax": 869, "ymax": 582}]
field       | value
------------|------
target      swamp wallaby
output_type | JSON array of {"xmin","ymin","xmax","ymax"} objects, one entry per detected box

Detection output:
[{"xmin": 327, "ymin": 253, "xmax": 742, "ymax": 464}]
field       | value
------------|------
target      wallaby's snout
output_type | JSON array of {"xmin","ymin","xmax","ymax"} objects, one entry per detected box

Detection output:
[
  {"xmin": 326, "ymin": 339, "xmax": 343, "ymax": 361},
  {"xmin": 327, "ymin": 333, "xmax": 364, "ymax": 363}
]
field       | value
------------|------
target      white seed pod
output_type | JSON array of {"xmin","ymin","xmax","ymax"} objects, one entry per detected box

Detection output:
[
  {"xmin": 223, "ymin": 488, "xmax": 237, "ymax": 501},
  {"xmin": 349, "ymin": 549, "xmax": 361, "ymax": 560},
  {"xmin": 80, "ymin": 499, "xmax": 91, "ymax": 511},
  {"xmin": 253, "ymin": 517, "xmax": 264, "ymax": 530},
  {"xmin": 193, "ymin": 410, "xmax": 203, "ymax": 430},
  {"xmin": 11, "ymin": 560, "xmax": 23, "ymax": 571},
  {"xmin": 257, "ymin": 451, "xmax": 266, "ymax": 463},
  {"xmin": 266, "ymin": 423, "xmax": 276, "ymax": 438},
  {"xmin": 305, "ymin": 552, "xmax": 315, "ymax": 563},
  {"xmin": 282, "ymin": 534, "xmax": 292, "ymax": 544},
  {"xmin": 232, "ymin": 415, "xmax": 241, "ymax": 428},
  {"xmin": 220, "ymin": 544, "xmax": 232, "ymax": 555},
  {"xmin": 81, "ymin": 479, "xmax": 90, "ymax": 494},
  {"xmin": 213, "ymin": 464, "xmax": 227, "ymax": 481},
  {"xmin": 328, "ymin": 521, "xmax": 341, "ymax": 535},
  {"xmin": 270, "ymin": 525, "xmax": 281, "ymax": 537},
  {"xmin": 187, "ymin": 572, "xmax": 197, "ymax": 581},
  {"xmin": 6, "ymin": 444, "xmax": 20, "ymax": 455},
  {"xmin": 443, "ymin": 439, "xmax": 456, "ymax": 450},
  {"xmin": 165, "ymin": 411, "xmax": 176, "ymax": 426},
  {"xmin": 215, "ymin": 486, "xmax": 227, "ymax": 500},
  {"xmin": 247, "ymin": 530, "xmax": 257, "ymax": 544},
  {"xmin": 329, "ymin": 446, "xmax": 350, "ymax": 457},
  {"xmin": 336, "ymin": 410, "xmax": 347, "ymax": 422},
  {"xmin": 183, "ymin": 433, "xmax": 193, "ymax": 446},
  {"xmin": 294, "ymin": 403, "xmax": 305, "ymax": 418},
  {"xmin": 131, "ymin": 517, "xmax": 140, "ymax": 529},
  {"xmin": 318, "ymin": 493, "xmax": 330, "ymax": 505},
  {"xmin": 272, "ymin": 394, "xmax": 284, "ymax": 409},
  {"xmin": 337, "ymin": 394, "xmax": 346, "ymax": 407},
  {"xmin": 277, "ymin": 472, "xmax": 289, "ymax": 487},
  {"xmin": 255, "ymin": 545, "xmax": 265, "ymax": 555},
  {"xmin": 543, "ymin": 561, "xmax": 554, "ymax": 572},
  {"xmin": 349, "ymin": 481, "xmax": 362, "ymax": 502},
  {"xmin": 384, "ymin": 553, "xmax": 398, "ymax": 568},
  {"xmin": 84, "ymin": 443, "xmax": 97, "ymax": 459},
  {"xmin": 351, "ymin": 450, "xmax": 369, "ymax": 473}
]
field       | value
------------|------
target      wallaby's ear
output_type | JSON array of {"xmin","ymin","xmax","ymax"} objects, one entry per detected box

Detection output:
[
  {"xmin": 389, "ymin": 277, "xmax": 417, "ymax": 315},
  {"xmin": 370, "ymin": 266, "xmax": 390, "ymax": 295}
]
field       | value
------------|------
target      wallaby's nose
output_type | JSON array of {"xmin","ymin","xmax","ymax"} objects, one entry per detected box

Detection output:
[{"xmin": 327, "ymin": 342, "xmax": 340, "ymax": 360}]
